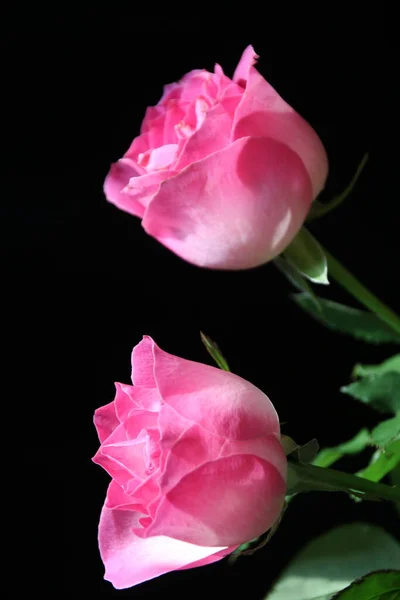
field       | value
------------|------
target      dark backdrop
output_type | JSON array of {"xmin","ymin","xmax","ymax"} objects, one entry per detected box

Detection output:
[{"xmin": 3, "ymin": 6, "xmax": 399, "ymax": 598}]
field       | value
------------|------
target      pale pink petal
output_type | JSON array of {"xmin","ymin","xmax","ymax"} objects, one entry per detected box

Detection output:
[
  {"xmin": 131, "ymin": 335, "xmax": 156, "ymax": 388},
  {"xmin": 233, "ymin": 45, "xmax": 259, "ymax": 87},
  {"xmin": 178, "ymin": 545, "xmax": 237, "ymax": 570},
  {"xmin": 180, "ymin": 96, "xmax": 211, "ymax": 133},
  {"xmin": 124, "ymin": 132, "xmax": 151, "ymax": 173},
  {"xmin": 160, "ymin": 82, "xmax": 183, "ymax": 105},
  {"xmin": 143, "ymin": 136, "xmax": 312, "ymax": 269},
  {"xmin": 93, "ymin": 401, "xmax": 120, "ymax": 443},
  {"xmin": 141, "ymin": 106, "xmax": 165, "ymax": 134},
  {"xmin": 104, "ymin": 159, "xmax": 146, "ymax": 218},
  {"xmin": 93, "ymin": 416, "xmax": 149, "ymax": 486},
  {"xmin": 214, "ymin": 69, "xmax": 243, "ymax": 100},
  {"xmin": 203, "ymin": 72, "xmax": 219, "ymax": 99},
  {"xmin": 143, "ymin": 428, "xmax": 161, "ymax": 472},
  {"xmin": 145, "ymin": 455, "xmax": 286, "ymax": 547},
  {"xmin": 232, "ymin": 50, "xmax": 328, "ymax": 198},
  {"xmin": 156, "ymin": 423, "xmax": 215, "ymax": 493},
  {"xmin": 100, "ymin": 438, "xmax": 148, "ymax": 480},
  {"xmin": 179, "ymin": 70, "xmax": 214, "ymax": 102},
  {"xmin": 220, "ymin": 434, "xmax": 287, "ymax": 481},
  {"xmin": 114, "ymin": 383, "xmax": 136, "ymax": 422},
  {"xmin": 175, "ymin": 104, "xmax": 233, "ymax": 170},
  {"xmin": 157, "ymin": 403, "xmax": 191, "ymax": 470},
  {"xmin": 162, "ymin": 103, "xmax": 187, "ymax": 144},
  {"xmin": 94, "ymin": 422, "xmax": 145, "ymax": 482},
  {"xmin": 127, "ymin": 473, "xmax": 160, "ymax": 507},
  {"xmin": 106, "ymin": 480, "xmax": 140, "ymax": 511},
  {"xmin": 142, "ymin": 144, "xmax": 178, "ymax": 171},
  {"xmin": 146, "ymin": 121, "xmax": 166, "ymax": 150},
  {"xmin": 158, "ymin": 425, "xmax": 287, "ymax": 494},
  {"xmin": 120, "ymin": 170, "xmax": 172, "ymax": 212},
  {"xmin": 125, "ymin": 410, "xmax": 159, "ymax": 440},
  {"xmin": 121, "ymin": 385, "xmax": 162, "ymax": 412},
  {"xmin": 150, "ymin": 337, "xmax": 280, "ymax": 440},
  {"xmin": 220, "ymin": 82, "xmax": 245, "ymax": 100},
  {"xmin": 98, "ymin": 505, "xmax": 229, "ymax": 589},
  {"xmin": 219, "ymin": 94, "xmax": 243, "ymax": 116}
]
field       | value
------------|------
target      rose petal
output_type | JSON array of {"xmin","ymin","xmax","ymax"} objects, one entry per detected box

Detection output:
[
  {"xmin": 104, "ymin": 159, "xmax": 146, "ymax": 218},
  {"xmin": 158, "ymin": 424, "xmax": 287, "ymax": 495},
  {"xmin": 93, "ymin": 401, "xmax": 120, "ymax": 443},
  {"xmin": 163, "ymin": 104, "xmax": 187, "ymax": 144},
  {"xmin": 160, "ymin": 82, "xmax": 184, "ymax": 105},
  {"xmin": 233, "ymin": 44, "xmax": 259, "ymax": 87},
  {"xmin": 121, "ymin": 170, "xmax": 174, "ymax": 212},
  {"xmin": 150, "ymin": 336, "xmax": 280, "ymax": 440},
  {"xmin": 145, "ymin": 454, "xmax": 286, "ymax": 547},
  {"xmin": 114, "ymin": 383, "xmax": 136, "ymax": 422},
  {"xmin": 158, "ymin": 402, "xmax": 192, "ymax": 471},
  {"xmin": 106, "ymin": 480, "xmax": 140, "ymax": 511},
  {"xmin": 232, "ymin": 47, "xmax": 328, "ymax": 198},
  {"xmin": 122, "ymin": 385, "xmax": 162, "ymax": 413},
  {"xmin": 142, "ymin": 144, "xmax": 178, "ymax": 171},
  {"xmin": 178, "ymin": 545, "xmax": 237, "ymax": 571},
  {"xmin": 125, "ymin": 410, "xmax": 159, "ymax": 440},
  {"xmin": 127, "ymin": 472, "xmax": 160, "ymax": 507},
  {"xmin": 131, "ymin": 336, "xmax": 156, "ymax": 388},
  {"xmin": 94, "ymin": 433, "xmax": 148, "ymax": 484},
  {"xmin": 123, "ymin": 133, "xmax": 153, "ymax": 173},
  {"xmin": 140, "ymin": 105, "xmax": 165, "ymax": 134},
  {"xmin": 98, "ymin": 504, "xmax": 229, "ymax": 589},
  {"xmin": 143, "ymin": 136, "xmax": 312, "ymax": 269},
  {"xmin": 175, "ymin": 104, "xmax": 233, "ymax": 170},
  {"xmin": 179, "ymin": 70, "xmax": 214, "ymax": 102}
]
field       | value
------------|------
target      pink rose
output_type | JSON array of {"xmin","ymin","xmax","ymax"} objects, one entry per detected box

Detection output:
[
  {"xmin": 93, "ymin": 336, "xmax": 287, "ymax": 589},
  {"xmin": 104, "ymin": 45, "xmax": 328, "ymax": 269}
]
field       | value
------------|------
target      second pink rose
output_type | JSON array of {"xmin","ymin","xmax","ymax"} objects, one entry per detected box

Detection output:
[{"xmin": 104, "ymin": 46, "xmax": 328, "ymax": 269}]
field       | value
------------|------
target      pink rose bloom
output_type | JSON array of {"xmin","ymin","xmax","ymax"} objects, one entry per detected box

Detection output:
[
  {"xmin": 93, "ymin": 336, "xmax": 287, "ymax": 589},
  {"xmin": 104, "ymin": 45, "xmax": 328, "ymax": 269}
]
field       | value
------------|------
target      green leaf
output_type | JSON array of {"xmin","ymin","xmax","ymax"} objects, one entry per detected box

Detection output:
[
  {"xmin": 390, "ymin": 465, "xmax": 400, "ymax": 516},
  {"xmin": 284, "ymin": 227, "xmax": 329, "ymax": 285},
  {"xmin": 341, "ymin": 373, "xmax": 400, "ymax": 415},
  {"xmin": 371, "ymin": 415, "xmax": 400, "ymax": 448},
  {"xmin": 332, "ymin": 570, "xmax": 400, "ymax": 599},
  {"xmin": 266, "ymin": 523, "xmax": 400, "ymax": 600},
  {"xmin": 200, "ymin": 332, "xmax": 230, "ymax": 371},
  {"xmin": 292, "ymin": 294, "xmax": 400, "ymax": 344},
  {"xmin": 313, "ymin": 429, "xmax": 372, "ymax": 469},
  {"xmin": 391, "ymin": 463, "xmax": 400, "ymax": 487},
  {"xmin": 293, "ymin": 439, "xmax": 320, "ymax": 464},
  {"xmin": 274, "ymin": 257, "xmax": 322, "ymax": 310},
  {"xmin": 352, "ymin": 355, "xmax": 400, "ymax": 378},
  {"xmin": 356, "ymin": 440, "xmax": 400, "ymax": 482},
  {"xmin": 308, "ymin": 153, "xmax": 369, "ymax": 222}
]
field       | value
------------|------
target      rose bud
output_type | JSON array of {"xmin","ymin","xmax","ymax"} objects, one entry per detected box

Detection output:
[
  {"xmin": 93, "ymin": 336, "xmax": 287, "ymax": 588},
  {"xmin": 104, "ymin": 46, "xmax": 328, "ymax": 269}
]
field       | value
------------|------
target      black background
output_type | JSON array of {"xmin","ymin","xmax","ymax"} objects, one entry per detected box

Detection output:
[{"xmin": 3, "ymin": 6, "xmax": 399, "ymax": 598}]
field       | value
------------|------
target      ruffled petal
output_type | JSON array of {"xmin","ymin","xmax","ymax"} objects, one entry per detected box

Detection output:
[
  {"xmin": 103, "ymin": 159, "xmax": 146, "ymax": 218},
  {"xmin": 143, "ymin": 136, "xmax": 312, "ymax": 269},
  {"xmin": 150, "ymin": 335, "xmax": 280, "ymax": 440},
  {"xmin": 175, "ymin": 104, "xmax": 233, "ymax": 171},
  {"xmin": 131, "ymin": 335, "xmax": 156, "ymax": 388},
  {"xmin": 232, "ymin": 46, "xmax": 328, "ymax": 198},
  {"xmin": 93, "ymin": 401, "xmax": 120, "ymax": 443},
  {"xmin": 98, "ymin": 504, "xmax": 229, "ymax": 589},
  {"xmin": 145, "ymin": 454, "xmax": 286, "ymax": 547}
]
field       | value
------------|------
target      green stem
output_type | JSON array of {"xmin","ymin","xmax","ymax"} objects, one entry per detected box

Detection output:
[
  {"xmin": 321, "ymin": 245, "xmax": 400, "ymax": 335},
  {"xmin": 289, "ymin": 462, "xmax": 400, "ymax": 504}
]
